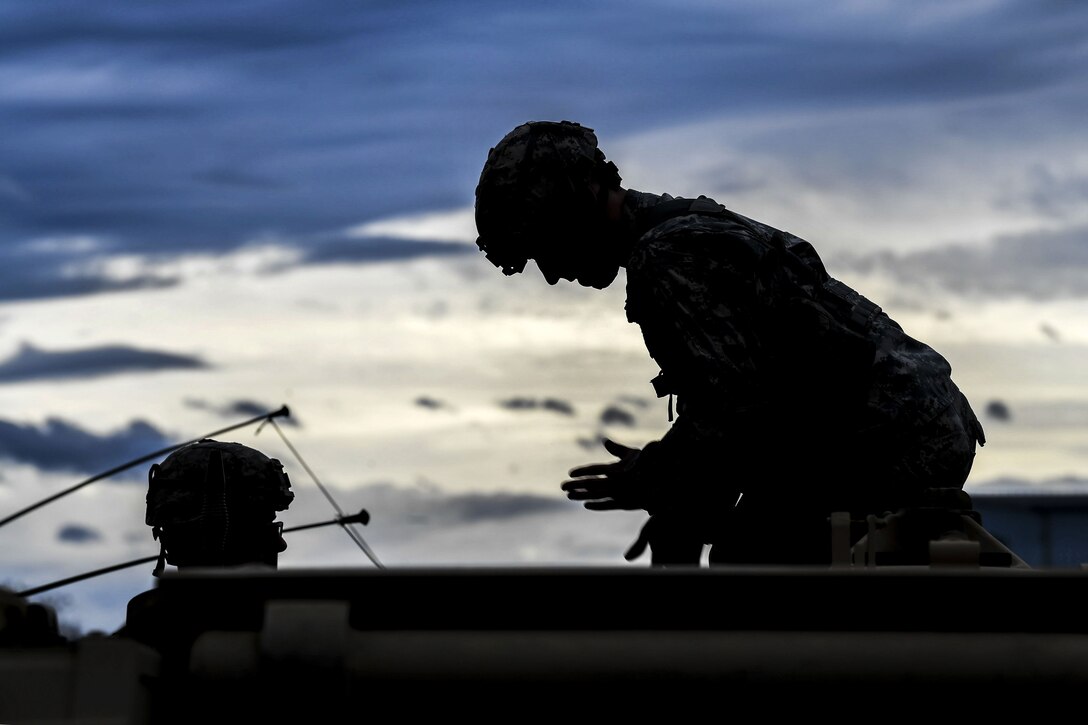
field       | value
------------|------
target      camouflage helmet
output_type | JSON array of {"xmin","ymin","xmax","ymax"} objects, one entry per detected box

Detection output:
[
  {"xmin": 474, "ymin": 120, "xmax": 621, "ymax": 275},
  {"xmin": 146, "ymin": 439, "xmax": 294, "ymax": 570}
]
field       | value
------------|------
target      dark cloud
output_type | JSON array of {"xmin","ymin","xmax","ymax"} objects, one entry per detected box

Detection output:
[
  {"xmin": 542, "ymin": 399, "xmax": 575, "ymax": 416},
  {"xmin": 0, "ymin": 233, "xmax": 470, "ymax": 303},
  {"xmin": 0, "ymin": 244, "xmax": 177, "ymax": 301},
  {"xmin": 57, "ymin": 524, "xmax": 102, "ymax": 544},
  {"xmin": 0, "ymin": 3, "xmax": 370, "ymax": 56},
  {"xmin": 985, "ymin": 400, "xmax": 1012, "ymax": 422},
  {"xmin": 499, "ymin": 398, "xmax": 539, "ymax": 411},
  {"xmin": 1040, "ymin": 323, "xmax": 1061, "ymax": 342},
  {"xmin": 499, "ymin": 397, "xmax": 575, "ymax": 415},
  {"xmin": 1002, "ymin": 165, "xmax": 1088, "ymax": 220},
  {"xmin": 192, "ymin": 168, "xmax": 287, "ymax": 190},
  {"xmin": 839, "ymin": 225, "xmax": 1088, "ymax": 300},
  {"xmin": 440, "ymin": 492, "xmax": 571, "ymax": 524},
  {"xmin": 302, "ymin": 237, "xmax": 472, "ymax": 266},
  {"xmin": 600, "ymin": 406, "xmax": 636, "ymax": 427},
  {"xmin": 221, "ymin": 399, "xmax": 284, "ymax": 420},
  {"xmin": 0, "ymin": 417, "xmax": 173, "ymax": 477},
  {"xmin": 350, "ymin": 481, "xmax": 573, "ymax": 527},
  {"xmin": 0, "ymin": 342, "xmax": 207, "ymax": 383},
  {"xmin": 2, "ymin": 2, "xmax": 1086, "ymax": 300},
  {"xmin": 185, "ymin": 398, "xmax": 300, "ymax": 427},
  {"xmin": 276, "ymin": 479, "xmax": 645, "ymax": 570}
]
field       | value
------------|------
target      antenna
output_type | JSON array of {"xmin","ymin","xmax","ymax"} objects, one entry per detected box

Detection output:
[
  {"xmin": 0, "ymin": 406, "xmax": 291, "ymax": 530},
  {"xmin": 257, "ymin": 417, "xmax": 383, "ymax": 568},
  {"xmin": 15, "ymin": 508, "xmax": 371, "ymax": 598}
]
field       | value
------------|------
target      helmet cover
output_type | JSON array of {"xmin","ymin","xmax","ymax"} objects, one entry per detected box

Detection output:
[
  {"xmin": 145, "ymin": 439, "xmax": 294, "ymax": 568},
  {"xmin": 474, "ymin": 120, "xmax": 620, "ymax": 275},
  {"xmin": 146, "ymin": 439, "xmax": 294, "ymax": 528}
]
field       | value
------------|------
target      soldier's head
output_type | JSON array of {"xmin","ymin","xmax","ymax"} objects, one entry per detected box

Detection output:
[
  {"xmin": 145, "ymin": 439, "xmax": 294, "ymax": 573},
  {"xmin": 475, "ymin": 120, "xmax": 629, "ymax": 289}
]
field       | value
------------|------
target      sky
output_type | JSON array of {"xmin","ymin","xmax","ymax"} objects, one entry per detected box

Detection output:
[{"xmin": 2, "ymin": 0, "xmax": 1088, "ymax": 634}]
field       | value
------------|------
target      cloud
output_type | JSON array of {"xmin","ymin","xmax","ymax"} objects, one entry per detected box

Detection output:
[
  {"xmin": 414, "ymin": 396, "xmax": 452, "ymax": 411},
  {"xmin": 1040, "ymin": 323, "xmax": 1061, "ymax": 342},
  {"xmin": 345, "ymin": 208, "xmax": 477, "ymax": 244},
  {"xmin": 499, "ymin": 397, "xmax": 576, "ymax": 415},
  {"xmin": 985, "ymin": 400, "xmax": 1012, "ymax": 422},
  {"xmin": 599, "ymin": 405, "xmax": 637, "ymax": 427},
  {"xmin": 0, "ymin": 175, "xmax": 33, "ymax": 203},
  {"xmin": 184, "ymin": 398, "xmax": 299, "ymax": 427},
  {"xmin": 0, "ymin": 229, "xmax": 472, "ymax": 303},
  {"xmin": 432, "ymin": 491, "xmax": 572, "ymax": 525},
  {"xmin": 0, "ymin": 417, "xmax": 173, "ymax": 477},
  {"xmin": 1, "ymin": 1, "xmax": 1085, "ymax": 303},
  {"xmin": 0, "ymin": 247, "xmax": 177, "ymax": 301},
  {"xmin": 839, "ymin": 225, "xmax": 1088, "ymax": 300},
  {"xmin": 192, "ymin": 168, "xmax": 286, "ymax": 190},
  {"xmin": 302, "ymin": 236, "xmax": 473, "ymax": 266},
  {"xmin": 0, "ymin": 342, "xmax": 207, "ymax": 383},
  {"xmin": 314, "ymin": 481, "xmax": 573, "ymax": 529},
  {"xmin": 1003, "ymin": 165, "xmax": 1088, "ymax": 221},
  {"xmin": 57, "ymin": 524, "xmax": 102, "ymax": 544},
  {"xmin": 302, "ymin": 480, "xmax": 644, "ymax": 567},
  {"xmin": 0, "ymin": 239, "xmax": 308, "ymax": 303}
]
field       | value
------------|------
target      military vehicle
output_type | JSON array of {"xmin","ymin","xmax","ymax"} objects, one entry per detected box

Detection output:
[{"xmin": 3, "ymin": 406, "xmax": 1087, "ymax": 722}]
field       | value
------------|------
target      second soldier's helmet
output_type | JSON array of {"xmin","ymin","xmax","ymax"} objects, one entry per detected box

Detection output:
[
  {"xmin": 145, "ymin": 439, "xmax": 295, "ymax": 572},
  {"xmin": 474, "ymin": 120, "xmax": 622, "ymax": 275}
]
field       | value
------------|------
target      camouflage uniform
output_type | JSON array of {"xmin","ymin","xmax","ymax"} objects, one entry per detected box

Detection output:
[{"xmin": 621, "ymin": 191, "xmax": 987, "ymax": 564}]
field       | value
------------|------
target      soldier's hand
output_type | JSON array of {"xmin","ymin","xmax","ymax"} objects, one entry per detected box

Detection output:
[{"xmin": 561, "ymin": 438, "xmax": 649, "ymax": 511}]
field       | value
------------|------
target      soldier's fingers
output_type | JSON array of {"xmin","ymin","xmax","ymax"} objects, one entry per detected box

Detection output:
[
  {"xmin": 564, "ymin": 488, "xmax": 609, "ymax": 502},
  {"xmin": 602, "ymin": 438, "xmax": 637, "ymax": 457},
  {"xmin": 561, "ymin": 478, "xmax": 611, "ymax": 494},
  {"xmin": 568, "ymin": 462, "xmax": 620, "ymax": 477},
  {"xmin": 584, "ymin": 499, "xmax": 641, "ymax": 511}
]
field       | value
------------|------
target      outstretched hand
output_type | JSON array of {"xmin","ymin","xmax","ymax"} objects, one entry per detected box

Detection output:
[{"xmin": 561, "ymin": 438, "xmax": 649, "ymax": 511}]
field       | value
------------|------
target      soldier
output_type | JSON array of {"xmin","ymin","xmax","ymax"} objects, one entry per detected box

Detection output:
[
  {"xmin": 144, "ymin": 438, "xmax": 295, "ymax": 573},
  {"xmin": 117, "ymin": 440, "xmax": 295, "ymax": 651},
  {"xmin": 474, "ymin": 120, "xmax": 987, "ymax": 566}
]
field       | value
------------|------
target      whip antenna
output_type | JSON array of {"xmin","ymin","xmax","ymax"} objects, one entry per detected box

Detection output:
[
  {"xmin": 15, "ymin": 508, "xmax": 371, "ymax": 598},
  {"xmin": 0, "ymin": 406, "xmax": 291, "ymax": 530},
  {"xmin": 257, "ymin": 417, "xmax": 383, "ymax": 568}
]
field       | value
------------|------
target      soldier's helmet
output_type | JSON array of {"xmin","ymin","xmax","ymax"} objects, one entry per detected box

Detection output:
[
  {"xmin": 474, "ymin": 120, "xmax": 622, "ymax": 275},
  {"xmin": 145, "ymin": 439, "xmax": 294, "ymax": 572}
]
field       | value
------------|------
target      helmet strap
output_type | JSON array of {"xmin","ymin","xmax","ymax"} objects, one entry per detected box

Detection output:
[{"xmin": 151, "ymin": 526, "xmax": 166, "ymax": 577}]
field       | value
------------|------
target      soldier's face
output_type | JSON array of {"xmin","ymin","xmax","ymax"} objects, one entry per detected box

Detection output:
[
  {"xmin": 532, "ymin": 192, "xmax": 622, "ymax": 289},
  {"xmin": 534, "ymin": 241, "xmax": 619, "ymax": 289}
]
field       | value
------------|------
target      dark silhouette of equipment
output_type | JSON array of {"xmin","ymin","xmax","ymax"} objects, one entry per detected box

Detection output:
[
  {"xmin": 11, "ymin": 405, "xmax": 378, "ymax": 598},
  {"xmin": 2, "ymin": 488, "xmax": 1052, "ymax": 723},
  {"xmin": 14, "ymin": 508, "xmax": 370, "ymax": 599}
]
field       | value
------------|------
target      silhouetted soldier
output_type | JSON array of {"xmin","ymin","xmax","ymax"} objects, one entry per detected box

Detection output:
[
  {"xmin": 474, "ymin": 120, "xmax": 987, "ymax": 566},
  {"xmin": 118, "ymin": 439, "xmax": 294, "ymax": 649},
  {"xmin": 144, "ymin": 439, "xmax": 294, "ymax": 574}
]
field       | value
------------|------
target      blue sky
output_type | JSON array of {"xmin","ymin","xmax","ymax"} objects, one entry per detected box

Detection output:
[
  {"xmin": 3, "ymin": 0, "xmax": 1088, "ymax": 634},
  {"xmin": 5, "ymin": 1, "xmax": 1087, "ymax": 273}
]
